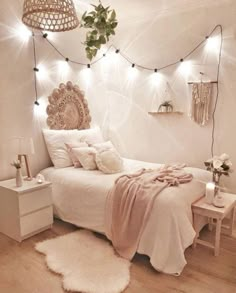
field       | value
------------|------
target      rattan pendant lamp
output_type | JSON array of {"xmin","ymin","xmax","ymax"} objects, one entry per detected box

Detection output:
[{"xmin": 22, "ymin": 0, "xmax": 79, "ymax": 32}]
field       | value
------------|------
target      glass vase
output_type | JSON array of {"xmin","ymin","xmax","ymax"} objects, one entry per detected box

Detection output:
[{"xmin": 16, "ymin": 168, "xmax": 23, "ymax": 187}]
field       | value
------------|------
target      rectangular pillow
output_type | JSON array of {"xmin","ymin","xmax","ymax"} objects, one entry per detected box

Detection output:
[
  {"xmin": 71, "ymin": 147, "xmax": 97, "ymax": 170},
  {"xmin": 65, "ymin": 142, "xmax": 88, "ymax": 168},
  {"xmin": 77, "ymin": 127, "xmax": 104, "ymax": 145},
  {"xmin": 42, "ymin": 129, "xmax": 81, "ymax": 168}
]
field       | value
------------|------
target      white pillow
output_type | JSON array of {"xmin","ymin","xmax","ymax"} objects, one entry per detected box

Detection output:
[
  {"xmin": 65, "ymin": 142, "xmax": 88, "ymax": 168},
  {"xmin": 93, "ymin": 141, "xmax": 115, "ymax": 152},
  {"xmin": 72, "ymin": 147, "xmax": 97, "ymax": 170},
  {"xmin": 77, "ymin": 127, "xmax": 104, "ymax": 145},
  {"xmin": 42, "ymin": 127, "xmax": 104, "ymax": 168},
  {"xmin": 96, "ymin": 149, "xmax": 123, "ymax": 174},
  {"xmin": 43, "ymin": 129, "xmax": 82, "ymax": 168}
]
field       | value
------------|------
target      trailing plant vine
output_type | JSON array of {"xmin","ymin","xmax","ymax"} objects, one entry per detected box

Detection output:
[{"xmin": 80, "ymin": 1, "xmax": 118, "ymax": 61}]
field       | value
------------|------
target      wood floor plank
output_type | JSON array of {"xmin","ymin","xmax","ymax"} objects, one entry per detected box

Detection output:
[{"xmin": 0, "ymin": 219, "xmax": 236, "ymax": 293}]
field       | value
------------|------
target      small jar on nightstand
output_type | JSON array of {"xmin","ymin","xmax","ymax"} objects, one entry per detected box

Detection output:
[{"xmin": 0, "ymin": 178, "xmax": 53, "ymax": 242}]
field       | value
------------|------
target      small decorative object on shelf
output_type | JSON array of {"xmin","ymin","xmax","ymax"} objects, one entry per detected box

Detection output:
[
  {"xmin": 204, "ymin": 153, "xmax": 233, "ymax": 207},
  {"xmin": 158, "ymin": 101, "xmax": 173, "ymax": 113},
  {"xmin": 11, "ymin": 160, "xmax": 23, "ymax": 187}
]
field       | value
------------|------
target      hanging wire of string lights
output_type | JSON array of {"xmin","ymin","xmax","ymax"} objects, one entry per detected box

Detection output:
[{"xmin": 31, "ymin": 24, "xmax": 223, "ymax": 155}]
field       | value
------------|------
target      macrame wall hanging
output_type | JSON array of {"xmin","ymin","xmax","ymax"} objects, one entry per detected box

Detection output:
[{"xmin": 189, "ymin": 73, "xmax": 216, "ymax": 126}]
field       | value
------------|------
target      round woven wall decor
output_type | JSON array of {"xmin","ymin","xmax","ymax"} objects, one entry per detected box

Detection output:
[
  {"xmin": 22, "ymin": 0, "xmax": 79, "ymax": 32},
  {"xmin": 46, "ymin": 81, "xmax": 91, "ymax": 130}
]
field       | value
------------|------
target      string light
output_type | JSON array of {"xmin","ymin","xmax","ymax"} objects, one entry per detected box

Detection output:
[
  {"xmin": 127, "ymin": 66, "xmax": 138, "ymax": 80},
  {"xmin": 37, "ymin": 64, "xmax": 48, "ymax": 81},
  {"xmin": 30, "ymin": 26, "xmax": 222, "ymax": 155},
  {"xmin": 17, "ymin": 24, "xmax": 32, "ymax": 42},
  {"xmin": 206, "ymin": 36, "xmax": 221, "ymax": 52},
  {"xmin": 178, "ymin": 60, "xmax": 192, "ymax": 76},
  {"xmin": 57, "ymin": 60, "xmax": 70, "ymax": 78},
  {"xmin": 34, "ymin": 25, "xmax": 222, "ymax": 74}
]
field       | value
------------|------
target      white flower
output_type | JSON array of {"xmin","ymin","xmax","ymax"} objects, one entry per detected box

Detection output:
[
  {"xmin": 213, "ymin": 159, "xmax": 223, "ymax": 169},
  {"xmin": 220, "ymin": 153, "xmax": 230, "ymax": 161},
  {"xmin": 225, "ymin": 159, "xmax": 232, "ymax": 167}
]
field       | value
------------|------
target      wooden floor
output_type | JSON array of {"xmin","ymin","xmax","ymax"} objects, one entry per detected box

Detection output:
[{"xmin": 0, "ymin": 219, "xmax": 236, "ymax": 293}]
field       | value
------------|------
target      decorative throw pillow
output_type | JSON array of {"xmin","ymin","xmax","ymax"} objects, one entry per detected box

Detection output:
[
  {"xmin": 93, "ymin": 141, "xmax": 115, "ymax": 152},
  {"xmin": 72, "ymin": 147, "xmax": 97, "ymax": 170},
  {"xmin": 65, "ymin": 142, "xmax": 88, "ymax": 168},
  {"xmin": 96, "ymin": 148, "xmax": 123, "ymax": 174}
]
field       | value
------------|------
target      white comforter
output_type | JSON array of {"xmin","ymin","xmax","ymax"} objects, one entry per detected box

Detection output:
[{"xmin": 41, "ymin": 158, "xmax": 211, "ymax": 275}]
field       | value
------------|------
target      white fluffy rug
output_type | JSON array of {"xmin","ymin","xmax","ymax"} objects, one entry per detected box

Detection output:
[{"xmin": 35, "ymin": 230, "xmax": 130, "ymax": 293}]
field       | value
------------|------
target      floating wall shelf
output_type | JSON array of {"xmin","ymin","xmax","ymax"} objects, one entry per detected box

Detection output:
[{"xmin": 148, "ymin": 111, "xmax": 183, "ymax": 115}]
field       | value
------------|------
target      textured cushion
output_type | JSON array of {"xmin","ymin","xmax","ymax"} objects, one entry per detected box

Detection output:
[
  {"xmin": 72, "ymin": 147, "xmax": 97, "ymax": 170},
  {"xmin": 96, "ymin": 149, "xmax": 123, "ymax": 174},
  {"xmin": 43, "ymin": 129, "xmax": 82, "ymax": 168},
  {"xmin": 65, "ymin": 142, "xmax": 88, "ymax": 168}
]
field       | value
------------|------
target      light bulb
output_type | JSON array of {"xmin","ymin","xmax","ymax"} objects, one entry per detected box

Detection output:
[
  {"xmin": 178, "ymin": 60, "xmax": 192, "ymax": 76},
  {"xmin": 206, "ymin": 36, "xmax": 221, "ymax": 51}
]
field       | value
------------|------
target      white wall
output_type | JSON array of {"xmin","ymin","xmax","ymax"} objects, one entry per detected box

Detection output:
[{"xmin": 0, "ymin": 0, "xmax": 236, "ymax": 192}]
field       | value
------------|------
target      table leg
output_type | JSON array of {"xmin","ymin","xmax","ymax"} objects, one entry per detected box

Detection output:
[
  {"xmin": 208, "ymin": 217, "xmax": 213, "ymax": 231},
  {"xmin": 229, "ymin": 207, "xmax": 235, "ymax": 236},
  {"xmin": 215, "ymin": 219, "xmax": 222, "ymax": 256},
  {"xmin": 193, "ymin": 213, "xmax": 200, "ymax": 248}
]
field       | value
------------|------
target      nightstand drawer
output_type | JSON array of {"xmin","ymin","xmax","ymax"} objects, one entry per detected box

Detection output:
[
  {"xmin": 20, "ymin": 206, "xmax": 53, "ymax": 237},
  {"xmin": 19, "ymin": 187, "xmax": 52, "ymax": 216}
]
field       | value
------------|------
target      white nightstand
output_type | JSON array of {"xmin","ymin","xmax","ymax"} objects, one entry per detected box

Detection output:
[
  {"xmin": 0, "ymin": 178, "xmax": 53, "ymax": 242},
  {"xmin": 192, "ymin": 192, "xmax": 236, "ymax": 256}
]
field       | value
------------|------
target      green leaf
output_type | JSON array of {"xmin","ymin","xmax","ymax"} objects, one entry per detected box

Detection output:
[
  {"xmin": 111, "ymin": 22, "xmax": 118, "ymax": 29},
  {"xmin": 81, "ymin": 11, "xmax": 87, "ymax": 20},
  {"xmin": 93, "ymin": 41, "xmax": 101, "ymax": 49},
  {"xmin": 84, "ymin": 16, "xmax": 94, "ymax": 24},
  {"xmin": 99, "ymin": 35, "xmax": 106, "ymax": 44},
  {"xmin": 110, "ymin": 10, "xmax": 116, "ymax": 21}
]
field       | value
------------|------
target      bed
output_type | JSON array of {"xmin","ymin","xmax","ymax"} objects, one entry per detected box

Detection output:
[{"xmin": 41, "ymin": 81, "xmax": 211, "ymax": 275}]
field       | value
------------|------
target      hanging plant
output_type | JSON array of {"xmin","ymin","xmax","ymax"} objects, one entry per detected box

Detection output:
[{"xmin": 80, "ymin": 2, "xmax": 118, "ymax": 61}]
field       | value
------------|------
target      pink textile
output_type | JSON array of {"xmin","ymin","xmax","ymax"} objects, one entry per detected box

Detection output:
[{"xmin": 105, "ymin": 165, "xmax": 193, "ymax": 260}]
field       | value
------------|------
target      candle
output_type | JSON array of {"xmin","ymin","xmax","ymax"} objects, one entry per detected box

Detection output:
[
  {"xmin": 205, "ymin": 182, "xmax": 215, "ymax": 204},
  {"xmin": 37, "ymin": 179, "xmax": 43, "ymax": 184}
]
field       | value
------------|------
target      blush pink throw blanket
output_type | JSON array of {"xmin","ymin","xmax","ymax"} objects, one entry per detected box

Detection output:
[{"xmin": 105, "ymin": 165, "xmax": 193, "ymax": 260}]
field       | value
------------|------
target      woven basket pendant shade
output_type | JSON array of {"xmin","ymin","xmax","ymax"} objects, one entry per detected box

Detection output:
[{"xmin": 22, "ymin": 0, "xmax": 79, "ymax": 32}]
